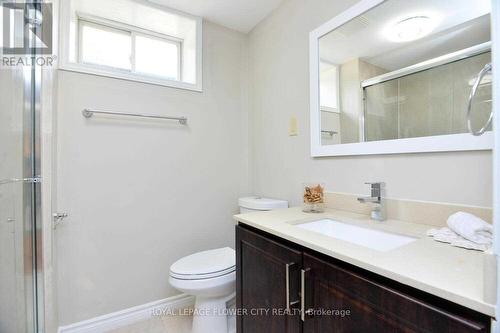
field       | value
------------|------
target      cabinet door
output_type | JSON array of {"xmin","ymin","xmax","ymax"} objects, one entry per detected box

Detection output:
[
  {"xmin": 302, "ymin": 252, "xmax": 490, "ymax": 333},
  {"xmin": 236, "ymin": 225, "xmax": 302, "ymax": 333}
]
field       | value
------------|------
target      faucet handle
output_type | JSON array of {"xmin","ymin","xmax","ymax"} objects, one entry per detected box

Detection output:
[
  {"xmin": 364, "ymin": 182, "xmax": 383, "ymax": 197},
  {"xmin": 360, "ymin": 182, "xmax": 385, "ymax": 221}
]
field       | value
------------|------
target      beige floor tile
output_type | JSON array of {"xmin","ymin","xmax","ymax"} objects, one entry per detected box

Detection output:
[{"xmin": 107, "ymin": 314, "xmax": 192, "ymax": 333}]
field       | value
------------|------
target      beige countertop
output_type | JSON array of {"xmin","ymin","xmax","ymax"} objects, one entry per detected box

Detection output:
[{"xmin": 234, "ymin": 207, "xmax": 497, "ymax": 317}]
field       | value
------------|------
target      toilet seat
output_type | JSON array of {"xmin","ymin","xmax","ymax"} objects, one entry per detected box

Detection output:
[
  {"xmin": 169, "ymin": 247, "xmax": 235, "ymax": 281},
  {"xmin": 170, "ymin": 266, "xmax": 235, "ymax": 280}
]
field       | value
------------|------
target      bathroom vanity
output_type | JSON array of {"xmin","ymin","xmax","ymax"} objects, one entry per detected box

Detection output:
[
  {"xmin": 234, "ymin": 0, "xmax": 498, "ymax": 331},
  {"xmin": 234, "ymin": 208, "xmax": 495, "ymax": 333}
]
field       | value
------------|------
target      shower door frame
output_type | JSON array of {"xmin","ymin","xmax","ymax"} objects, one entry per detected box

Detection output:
[
  {"xmin": 493, "ymin": 0, "xmax": 500, "ymax": 330},
  {"xmin": 22, "ymin": 1, "xmax": 45, "ymax": 332},
  {"xmin": 0, "ymin": 2, "xmax": 45, "ymax": 331}
]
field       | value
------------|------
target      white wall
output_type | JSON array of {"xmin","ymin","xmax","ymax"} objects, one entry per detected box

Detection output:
[
  {"xmin": 248, "ymin": 0, "xmax": 492, "ymax": 207},
  {"xmin": 54, "ymin": 0, "xmax": 494, "ymax": 326},
  {"xmin": 56, "ymin": 21, "xmax": 249, "ymax": 325}
]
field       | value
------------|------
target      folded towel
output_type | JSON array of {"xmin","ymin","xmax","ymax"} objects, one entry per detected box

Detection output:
[
  {"xmin": 447, "ymin": 212, "xmax": 493, "ymax": 245},
  {"xmin": 427, "ymin": 227, "xmax": 490, "ymax": 251}
]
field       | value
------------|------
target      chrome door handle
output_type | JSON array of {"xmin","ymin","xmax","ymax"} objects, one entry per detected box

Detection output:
[
  {"xmin": 301, "ymin": 268, "xmax": 313, "ymax": 321},
  {"xmin": 53, "ymin": 213, "xmax": 68, "ymax": 229},
  {"xmin": 0, "ymin": 178, "xmax": 19, "ymax": 185},
  {"xmin": 5, "ymin": 218, "xmax": 15, "ymax": 234},
  {"xmin": 0, "ymin": 177, "xmax": 41, "ymax": 186}
]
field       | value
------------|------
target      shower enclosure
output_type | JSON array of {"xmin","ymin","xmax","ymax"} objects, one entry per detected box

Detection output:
[
  {"xmin": 0, "ymin": 2, "xmax": 45, "ymax": 332},
  {"xmin": 363, "ymin": 50, "xmax": 492, "ymax": 142}
]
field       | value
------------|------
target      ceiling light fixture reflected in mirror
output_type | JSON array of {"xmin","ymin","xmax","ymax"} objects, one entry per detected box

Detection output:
[{"xmin": 386, "ymin": 16, "xmax": 436, "ymax": 42}]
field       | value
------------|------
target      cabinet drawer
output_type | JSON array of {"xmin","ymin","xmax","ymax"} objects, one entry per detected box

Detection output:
[{"xmin": 303, "ymin": 252, "xmax": 490, "ymax": 333}]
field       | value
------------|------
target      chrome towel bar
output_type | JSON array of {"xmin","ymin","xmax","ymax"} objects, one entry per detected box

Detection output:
[
  {"xmin": 82, "ymin": 108, "xmax": 187, "ymax": 125},
  {"xmin": 321, "ymin": 130, "xmax": 338, "ymax": 136},
  {"xmin": 466, "ymin": 63, "xmax": 492, "ymax": 136}
]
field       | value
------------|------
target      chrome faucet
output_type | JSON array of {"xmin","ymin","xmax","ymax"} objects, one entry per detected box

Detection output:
[{"xmin": 357, "ymin": 182, "xmax": 384, "ymax": 221}]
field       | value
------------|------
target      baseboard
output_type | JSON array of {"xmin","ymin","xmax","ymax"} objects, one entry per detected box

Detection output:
[{"xmin": 57, "ymin": 294, "xmax": 195, "ymax": 333}]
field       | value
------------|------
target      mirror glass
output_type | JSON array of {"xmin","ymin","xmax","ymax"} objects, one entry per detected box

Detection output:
[{"xmin": 318, "ymin": 0, "xmax": 492, "ymax": 146}]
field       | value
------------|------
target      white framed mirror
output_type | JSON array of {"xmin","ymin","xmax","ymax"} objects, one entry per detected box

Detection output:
[{"xmin": 310, "ymin": 0, "xmax": 494, "ymax": 157}]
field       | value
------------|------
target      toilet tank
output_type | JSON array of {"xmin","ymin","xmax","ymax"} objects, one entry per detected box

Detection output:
[{"xmin": 238, "ymin": 197, "xmax": 288, "ymax": 213}]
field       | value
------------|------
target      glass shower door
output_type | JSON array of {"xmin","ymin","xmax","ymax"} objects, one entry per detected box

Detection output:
[{"xmin": 0, "ymin": 6, "xmax": 42, "ymax": 332}]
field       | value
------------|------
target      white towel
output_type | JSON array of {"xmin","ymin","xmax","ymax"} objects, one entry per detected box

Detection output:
[
  {"xmin": 447, "ymin": 212, "xmax": 493, "ymax": 245},
  {"xmin": 427, "ymin": 227, "xmax": 490, "ymax": 251}
]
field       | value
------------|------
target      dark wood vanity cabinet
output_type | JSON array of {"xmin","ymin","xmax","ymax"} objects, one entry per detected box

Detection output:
[
  {"xmin": 236, "ymin": 224, "xmax": 492, "ymax": 333},
  {"xmin": 302, "ymin": 253, "xmax": 490, "ymax": 333},
  {"xmin": 236, "ymin": 224, "xmax": 302, "ymax": 333}
]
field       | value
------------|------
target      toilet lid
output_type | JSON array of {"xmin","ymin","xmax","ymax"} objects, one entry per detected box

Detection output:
[
  {"xmin": 170, "ymin": 247, "xmax": 235, "ymax": 280},
  {"xmin": 239, "ymin": 196, "xmax": 288, "ymax": 211}
]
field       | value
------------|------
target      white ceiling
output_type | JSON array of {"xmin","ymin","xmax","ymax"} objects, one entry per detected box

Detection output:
[
  {"xmin": 147, "ymin": 0, "xmax": 284, "ymax": 33},
  {"xmin": 319, "ymin": 0, "xmax": 491, "ymax": 70}
]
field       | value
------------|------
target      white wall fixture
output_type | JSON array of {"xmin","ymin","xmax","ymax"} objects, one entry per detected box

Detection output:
[
  {"xmin": 309, "ymin": 0, "xmax": 494, "ymax": 157},
  {"xmin": 384, "ymin": 16, "xmax": 436, "ymax": 42}
]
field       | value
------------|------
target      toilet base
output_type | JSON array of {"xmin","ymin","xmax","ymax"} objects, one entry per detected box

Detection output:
[{"xmin": 192, "ymin": 293, "xmax": 235, "ymax": 333}]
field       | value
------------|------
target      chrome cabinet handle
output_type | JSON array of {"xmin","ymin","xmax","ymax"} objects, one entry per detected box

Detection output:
[
  {"xmin": 301, "ymin": 268, "xmax": 313, "ymax": 321},
  {"xmin": 286, "ymin": 263, "xmax": 293, "ymax": 312},
  {"xmin": 285, "ymin": 263, "xmax": 299, "ymax": 312},
  {"xmin": 467, "ymin": 62, "xmax": 492, "ymax": 136}
]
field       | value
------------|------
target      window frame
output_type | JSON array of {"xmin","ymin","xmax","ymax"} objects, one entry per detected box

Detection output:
[
  {"xmin": 59, "ymin": 1, "xmax": 203, "ymax": 92},
  {"xmin": 77, "ymin": 14, "xmax": 183, "ymax": 83},
  {"xmin": 309, "ymin": 0, "xmax": 493, "ymax": 157}
]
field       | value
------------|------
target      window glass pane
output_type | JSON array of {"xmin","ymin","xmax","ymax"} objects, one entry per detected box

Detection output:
[
  {"xmin": 80, "ymin": 22, "xmax": 132, "ymax": 70},
  {"xmin": 135, "ymin": 35, "xmax": 179, "ymax": 80},
  {"xmin": 320, "ymin": 62, "xmax": 338, "ymax": 110}
]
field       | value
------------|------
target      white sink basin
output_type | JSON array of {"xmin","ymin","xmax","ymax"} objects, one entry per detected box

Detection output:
[{"xmin": 296, "ymin": 219, "xmax": 416, "ymax": 252}]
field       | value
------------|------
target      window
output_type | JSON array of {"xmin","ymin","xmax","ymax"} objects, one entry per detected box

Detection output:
[
  {"xmin": 320, "ymin": 61, "xmax": 340, "ymax": 112},
  {"xmin": 60, "ymin": 0, "xmax": 202, "ymax": 91},
  {"xmin": 78, "ymin": 18, "xmax": 181, "ymax": 80}
]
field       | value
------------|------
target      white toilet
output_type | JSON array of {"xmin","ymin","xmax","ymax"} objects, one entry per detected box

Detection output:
[{"xmin": 169, "ymin": 196, "xmax": 288, "ymax": 333}]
